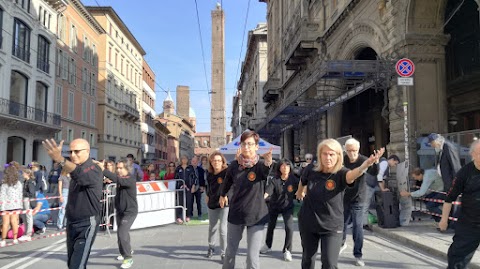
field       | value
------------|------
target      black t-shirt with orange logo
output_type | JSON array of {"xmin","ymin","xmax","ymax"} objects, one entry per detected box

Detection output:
[
  {"xmin": 220, "ymin": 159, "xmax": 270, "ymax": 226},
  {"xmin": 299, "ymin": 164, "xmax": 350, "ymax": 233},
  {"xmin": 206, "ymin": 169, "xmax": 227, "ymax": 210},
  {"xmin": 266, "ymin": 174, "xmax": 299, "ymax": 212}
]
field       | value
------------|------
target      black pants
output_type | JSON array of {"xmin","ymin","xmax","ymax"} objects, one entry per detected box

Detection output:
[
  {"xmin": 193, "ymin": 190, "xmax": 203, "ymax": 217},
  {"xmin": 299, "ymin": 214, "xmax": 342, "ymax": 269},
  {"xmin": 117, "ymin": 213, "xmax": 137, "ymax": 259},
  {"xmin": 447, "ymin": 221, "xmax": 480, "ymax": 269},
  {"xmin": 265, "ymin": 208, "xmax": 294, "ymax": 252},
  {"xmin": 176, "ymin": 190, "xmax": 193, "ymax": 219},
  {"xmin": 66, "ymin": 216, "xmax": 100, "ymax": 269}
]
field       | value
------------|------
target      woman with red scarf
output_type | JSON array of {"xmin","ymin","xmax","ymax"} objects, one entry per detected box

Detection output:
[{"xmin": 219, "ymin": 130, "xmax": 273, "ymax": 269}]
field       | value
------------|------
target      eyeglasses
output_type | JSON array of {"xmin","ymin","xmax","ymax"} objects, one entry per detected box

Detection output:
[
  {"xmin": 241, "ymin": 142, "xmax": 256, "ymax": 148},
  {"xmin": 67, "ymin": 149, "xmax": 87, "ymax": 155},
  {"xmin": 346, "ymin": 149, "xmax": 359, "ymax": 153},
  {"xmin": 306, "ymin": 158, "xmax": 312, "ymax": 160}
]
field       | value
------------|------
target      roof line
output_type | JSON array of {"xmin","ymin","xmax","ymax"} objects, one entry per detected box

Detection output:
[{"xmin": 85, "ymin": 6, "xmax": 146, "ymax": 55}]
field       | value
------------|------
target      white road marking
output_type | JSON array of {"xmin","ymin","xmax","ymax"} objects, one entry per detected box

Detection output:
[
  {"xmin": 16, "ymin": 244, "xmax": 66, "ymax": 269},
  {"xmin": 0, "ymin": 238, "xmax": 66, "ymax": 269}
]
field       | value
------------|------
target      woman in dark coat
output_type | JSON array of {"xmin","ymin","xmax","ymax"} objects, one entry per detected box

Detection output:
[{"xmin": 97, "ymin": 158, "xmax": 138, "ymax": 269}]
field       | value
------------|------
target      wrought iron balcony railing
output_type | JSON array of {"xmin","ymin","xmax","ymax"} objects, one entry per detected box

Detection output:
[{"xmin": 0, "ymin": 98, "xmax": 61, "ymax": 127}]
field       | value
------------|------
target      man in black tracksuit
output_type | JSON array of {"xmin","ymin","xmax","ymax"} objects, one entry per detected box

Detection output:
[
  {"xmin": 439, "ymin": 140, "xmax": 480, "ymax": 269},
  {"xmin": 43, "ymin": 138, "xmax": 103, "ymax": 269},
  {"xmin": 175, "ymin": 156, "xmax": 198, "ymax": 221}
]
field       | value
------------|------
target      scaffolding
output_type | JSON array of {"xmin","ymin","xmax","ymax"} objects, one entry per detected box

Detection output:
[{"xmin": 257, "ymin": 60, "xmax": 396, "ymax": 139}]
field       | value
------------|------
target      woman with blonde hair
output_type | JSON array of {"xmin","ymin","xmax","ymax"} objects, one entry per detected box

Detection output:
[
  {"xmin": 205, "ymin": 151, "xmax": 229, "ymax": 260},
  {"xmin": 0, "ymin": 163, "xmax": 23, "ymax": 246},
  {"xmin": 296, "ymin": 139, "xmax": 384, "ymax": 269}
]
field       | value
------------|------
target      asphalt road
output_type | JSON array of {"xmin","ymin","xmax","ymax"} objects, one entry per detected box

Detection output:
[{"xmin": 0, "ymin": 222, "xmax": 448, "ymax": 269}]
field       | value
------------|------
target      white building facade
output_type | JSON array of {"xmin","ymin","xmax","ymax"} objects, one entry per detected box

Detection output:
[{"xmin": 0, "ymin": 0, "xmax": 65, "ymax": 168}]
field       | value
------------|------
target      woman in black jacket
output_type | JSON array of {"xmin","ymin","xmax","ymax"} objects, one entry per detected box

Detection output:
[
  {"xmin": 174, "ymin": 155, "xmax": 197, "ymax": 223},
  {"xmin": 205, "ymin": 151, "xmax": 229, "ymax": 260},
  {"xmin": 97, "ymin": 158, "xmax": 138, "ymax": 269},
  {"xmin": 261, "ymin": 158, "xmax": 299, "ymax": 262}
]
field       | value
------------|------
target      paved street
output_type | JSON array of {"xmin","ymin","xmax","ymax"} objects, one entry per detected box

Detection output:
[{"xmin": 0, "ymin": 223, "xmax": 448, "ymax": 269}]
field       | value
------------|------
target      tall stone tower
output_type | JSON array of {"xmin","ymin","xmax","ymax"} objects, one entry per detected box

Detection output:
[
  {"xmin": 176, "ymin": 85, "xmax": 190, "ymax": 119},
  {"xmin": 163, "ymin": 90, "xmax": 175, "ymax": 115},
  {"xmin": 211, "ymin": 2, "xmax": 226, "ymax": 148}
]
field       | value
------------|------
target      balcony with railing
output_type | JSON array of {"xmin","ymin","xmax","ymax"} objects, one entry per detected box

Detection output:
[
  {"xmin": 0, "ymin": 98, "xmax": 61, "ymax": 131},
  {"xmin": 119, "ymin": 103, "xmax": 140, "ymax": 121},
  {"xmin": 283, "ymin": 3, "xmax": 319, "ymax": 70},
  {"xmin": 12, "ymin": 45, "xmax": 30, "ymax": 63}
]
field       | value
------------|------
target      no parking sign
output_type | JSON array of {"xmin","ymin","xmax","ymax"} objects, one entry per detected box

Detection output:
[{"xmin": 396, "ymin": 58, "xmax": 415, "ymax": 85}]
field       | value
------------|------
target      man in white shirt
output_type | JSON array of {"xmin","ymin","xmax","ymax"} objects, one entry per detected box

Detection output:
[{"xmin": 377, "ymin": 155, "xmax": 400, "ymax": 192}]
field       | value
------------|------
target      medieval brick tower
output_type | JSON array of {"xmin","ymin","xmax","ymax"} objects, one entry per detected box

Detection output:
[{"xmin": 210, "ymin": 3, "xmax": 226, "ymax": 149}]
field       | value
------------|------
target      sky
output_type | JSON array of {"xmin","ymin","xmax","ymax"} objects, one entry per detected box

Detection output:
[{"xmin": 81, "ymin": 0, "xmax": 267, "ymax": 132}]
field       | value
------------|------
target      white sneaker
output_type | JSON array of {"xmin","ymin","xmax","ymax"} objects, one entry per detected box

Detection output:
[
  {"xmin": 18, "ymin": 235, "xmax": 32, "ymax": 242},
  {"xmin": 355, "ymin": 257, "xmax": 365, "ymax": 267},
  {"xmin": 339, "ymin": 243, "xmax": 347, "ymax": 255},
  {"xmin": 259, "ymin": 244, "xmax": 271, "ymax": 254},
  {"xmin": 283, "ymin": 250, "xmax": 292, "ymax": 262},
  {"xmin": 116, "ymin": 250, "xmax": 134, "ymax": 261},
  {"xmin": 12, "ymin": 239, "xmax": 19, "ymax": 244},
  {"xmin": 0, "ymin": 240, "xmax": 5, "ymax": 247}
]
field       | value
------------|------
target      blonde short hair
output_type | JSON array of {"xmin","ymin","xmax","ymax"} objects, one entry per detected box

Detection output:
[{"xmin": 314, "ymin": 138, "xmax": 344, "ymax": 173}]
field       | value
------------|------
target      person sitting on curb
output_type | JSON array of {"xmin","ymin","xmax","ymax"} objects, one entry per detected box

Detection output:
[{"xmin": 400, "ymin": 168, "xmax": 444, "ymax": 225}]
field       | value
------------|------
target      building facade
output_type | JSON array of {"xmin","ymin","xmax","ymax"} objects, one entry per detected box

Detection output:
[
  {"xmin": 158, "ymin": 91, "xmax": 195, "ymax": 162},
  {"xmin": 55, "ymin": 0, "xmax": 104, "ymax": 160},
  {"xmin": 194, "ymin": 131, "xmax": 233, "ymax": 156},
  {"xmin": 254, "ymin": 0, "xmax": 480, "ymax": 167},
  {"xmin": 86, "ymin": 6, "xmax": 145, "ymax": 162},
  {"xmin": 235, "ymin": 23, "xmax": 268, "ymax": 136},
  {"xmin": 141, "ymin": 60, "xmax": 157, "ymax": 163},
  {"xmin": 0, "ymin": 0, "xmax": 65, "ymax": 168}
]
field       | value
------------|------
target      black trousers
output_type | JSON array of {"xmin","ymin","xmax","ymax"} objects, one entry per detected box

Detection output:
[
  {"xmin": 116, "ymin": 213, "xmax": 137, "ymax": 259},
  {"xmin": 299, "ymin": 214, "xmax": 342, "ymax": 269},
  {"xmin": 447, "ymin": 221, "xmax": 480, "ymax": 269},
  {"xmin": 265, "ymin": 208, "xmax": 294, "ymax": 252},
  {"xmin": 176, "ymin": 190, "xmax": 193, "ymax": 219},
  {"xmin": 193, "ymin": 190, "xmax": 203, "ymax": 216},
  {"xmin": 66, "ymin": 216, "xmax": 100, "ymax": 269}
]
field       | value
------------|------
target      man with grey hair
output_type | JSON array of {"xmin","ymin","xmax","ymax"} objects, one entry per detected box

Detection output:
[
  {"xmin": 341, "ymin": 138, "xmax": 379, "ymax": 267},
  {"xmin": 439, "ymin": 139, "xmax": 480, "ymax": 269},
  {"xmin": 428, "ymin": 133, "xmax": 461, "ymax": 192}
]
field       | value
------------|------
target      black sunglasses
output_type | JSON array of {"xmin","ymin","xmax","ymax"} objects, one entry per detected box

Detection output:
[{"xmin": 67, "ymin": 149, "xmax": 87, "ymax": 155}]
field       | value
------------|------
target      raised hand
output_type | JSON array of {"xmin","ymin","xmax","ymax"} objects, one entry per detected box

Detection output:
[
  {"xmin": 42, "ymin": 139, "xmax": 64, "ymax": 163},
  {"xmin": 235, "ymin": 148, "xmax": 242, "ymax": 161},
  {"xmin": 261, "ymin": 147, "xmax": 273, "ymax": 166},
  {"xmin": 367, "ymin": 147, "xmax": 385, "ymax": 166},
  {"xmin": 92, "ymin": 160, "xmax": 105, "ymax": 171}
]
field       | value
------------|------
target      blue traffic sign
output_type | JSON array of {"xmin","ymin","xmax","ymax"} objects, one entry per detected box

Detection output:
[{"xmin": 396, "ymin": 58, "xmax": 415, "ymax": 77}]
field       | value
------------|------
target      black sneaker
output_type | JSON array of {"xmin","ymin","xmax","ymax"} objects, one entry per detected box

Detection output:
[
  {"xmin": 363, "ymin": 225, "xmax": 372, "ymax": 231},
  {"xmin": 206, "ymin": 248, "xmax": 214, "ymax": 258}
]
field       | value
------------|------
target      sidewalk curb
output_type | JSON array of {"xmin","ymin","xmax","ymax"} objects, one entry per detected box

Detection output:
[{"xmin": 371, "ymin": 226, "xmax": 480, "ymax": 269}]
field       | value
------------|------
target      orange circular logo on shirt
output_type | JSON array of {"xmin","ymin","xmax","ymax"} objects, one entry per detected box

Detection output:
[
  {"xmin": 217, "ymin": 177, "xmax": 223, "ymax": 184},
  {"xmin": 287, "ymin": 185, "xmax": 293, "ymax": 193},
  {"xmin": 325, "ymin": 179, "xmax": 336, "ymax": 191},
  {"xmin": 247, "ymin": 172, "xmax": 256, "ymax": 182}
]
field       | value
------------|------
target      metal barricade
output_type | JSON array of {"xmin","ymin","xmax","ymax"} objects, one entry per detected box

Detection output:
[{"xmin": 102, "ymin": 179, "xmax": 186, "ymax": 236}]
